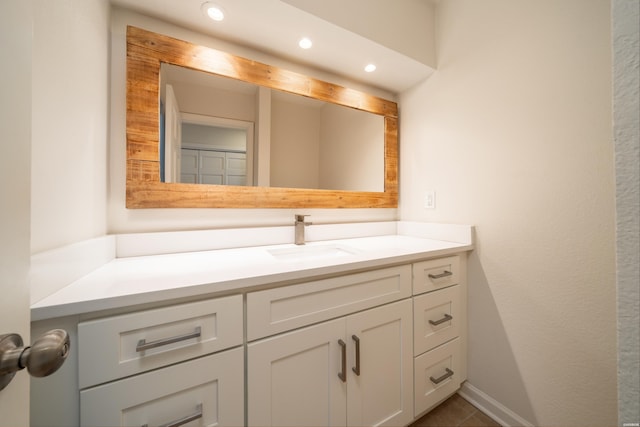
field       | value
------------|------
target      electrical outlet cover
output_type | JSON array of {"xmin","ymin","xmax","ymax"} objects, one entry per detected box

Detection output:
[{"xmin": 424, "ymin": 191, "xmax": 436, "ymax": 209}]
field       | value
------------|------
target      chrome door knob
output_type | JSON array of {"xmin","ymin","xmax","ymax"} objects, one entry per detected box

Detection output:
[{"xmin": 0, "ymin": 329, "xmax": 70, "ymax": 391}]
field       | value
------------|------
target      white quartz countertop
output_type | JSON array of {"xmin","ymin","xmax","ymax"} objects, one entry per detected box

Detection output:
[{"xmin": 31, "ymin": 233, "xmax": 472, "ymax": 321}]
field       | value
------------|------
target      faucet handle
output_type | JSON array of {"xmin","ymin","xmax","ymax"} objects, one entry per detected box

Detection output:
[{"xmin": 295, "ymin": 214, "xmax": 310, "ymax": 223}]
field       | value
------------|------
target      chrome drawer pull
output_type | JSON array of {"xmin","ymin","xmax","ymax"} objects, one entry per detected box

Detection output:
[
  {"xmin": 142, "ymin": 404, "xmax": 203, "ymax": 427},
  {"xmin": 136, "ymin": 327, "xmax": 202, "ymax": 353},
  {"xmin": 338, "ymin": 339, "xmax": 347, "ymax": 382},
  {"xmin": 352, "ymin": 335, "xmax": 360, "ymax": 376},
  {"xmin": 428, "ymin": 270, "xmax": 452, "ymax": 280},
  {"xmin": 430, "ymin": 368, "xmax": 454, "ymax": 385},
  {"xmin": 429, "ymin": 314, "xmax": 453, "ymax": 326}
]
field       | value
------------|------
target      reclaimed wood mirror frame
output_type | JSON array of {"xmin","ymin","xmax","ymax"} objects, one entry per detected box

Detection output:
[{"xmin": 126, "ymin": 26, "xmax": 398, "ymax": 208}]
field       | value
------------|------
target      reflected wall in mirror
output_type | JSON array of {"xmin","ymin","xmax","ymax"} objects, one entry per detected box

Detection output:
[
  {"xmin": 127, "ymin": 26, "xmax": 398, "ymax": 208},
  {"xmin": 160, "ymin": 64, "xmax": 384, "ymax": 191}
]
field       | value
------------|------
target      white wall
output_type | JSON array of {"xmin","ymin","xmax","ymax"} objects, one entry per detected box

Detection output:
[
  {"xmin": 108, "ymin": 8, "xmax": 397, "ymax": 234},
  {"xmin": 271, "ymin": 97, "xmax": 321, "ymax": 189},
  {"xmin": 31, "ymin": 0, "xmax": 110, "ymax": 253},
  {"xmin": 400, "ymin": 1, "xmax": 617, "ymax": 426},
  {"xmin": 270, "ymin": 96, "xmax": 384, "ymax": 192},
  {"xmin": 319, "ymin": 103, "xmax": 384, "ymax": 192},
  {"xmin": 182, "ymin": 124, "xmax": 247, "ymax": 152},
  {"xmin": 169, "ymin": 82, "xmax": 256, "ymax": 124},
  {"xmin": 283, "ymin": 0, "xmax": 436, "ymax": 68},
  {"xmin": 613, "ymin": 0, "xmax": 640, "ymax": 423}
]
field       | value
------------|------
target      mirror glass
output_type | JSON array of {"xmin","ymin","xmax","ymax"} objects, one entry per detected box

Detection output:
[
  {"xmin": 160, "ymin": 64, "xmax": 384, "ymax": 192},
  {"xmin": 126, "ymin": 26, "xmax": 398, "ymax": 209}
]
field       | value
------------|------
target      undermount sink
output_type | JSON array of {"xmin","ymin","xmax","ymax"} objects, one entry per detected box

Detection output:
[{"xmin": 267, "ymin": 244, "xmax": 358, "ymax": 261}]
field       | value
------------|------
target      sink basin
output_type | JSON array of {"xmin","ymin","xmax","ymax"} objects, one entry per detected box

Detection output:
[{"xmin": 267, "ymin": 244, "xmax": 358, "ymax": 261}]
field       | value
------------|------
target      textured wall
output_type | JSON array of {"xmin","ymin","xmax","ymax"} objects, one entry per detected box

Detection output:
[
  {"xmin": 399, "ymin": 1, "xmax": 617, "ymax": 425},
  {"xmin": 613, "ymin": 0, "xmax": 640, "ymax": 423}
]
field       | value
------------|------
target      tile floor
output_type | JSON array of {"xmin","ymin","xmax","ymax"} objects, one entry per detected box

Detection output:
[{"xmin": 410, "ymin": 394, "xmax": 501, "ymax": 427}]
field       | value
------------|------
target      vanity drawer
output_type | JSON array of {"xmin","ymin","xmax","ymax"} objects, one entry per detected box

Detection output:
[
  {"xmin": 413, "ymin": 285, "xmax": 460, "ymax": 356},
  {"xmin": 413, "ymin": 256, "xmax": 460, "ymax": 295},
  {"xmin": 78, "ymin": 294, "xmax": 243, "ymax": 389},
  {"xmin": 80, "ymin": 347, "xmax": 244, "ymax": 427},
  {"xmin": 414, "ymin": 338, "xmax": 461, "ymax": 417},
  {"xmin": 247, "ymin": 265, "xmax": 412, "ymax": 340}
]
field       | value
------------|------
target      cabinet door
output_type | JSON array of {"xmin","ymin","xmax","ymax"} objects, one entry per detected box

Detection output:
[
  {"xmin": 413, "ymin": 285, "xmax": 460, "ymax": 356},
  {"xmin": 346, "ymin": 299, "xmax": 413, "ymax": 427},
  {"xmin": 247, "ymin": 265, "xmax": 411, "ymax": 341},
  {"xmin": 78, "ymin": 295, "xmax": 243, "ymax": 389},
  {"xmin": 180, "ymin": 148, "xmax": 199, "ymax": 183},
  {"xmin": 413, "ymin": 256, "xmax": 460, "ymax": 295},
  {"xmin": 226, "ymin": 152, "xmax": 247, "ymax": 185},
  {"xmin": 414, "ymin": 337, "xmax": 461, "ymax": 417},
  {"xmin": 248, "ymin": 319, "xmax": 347, "ymax": 427},
  {"xmin": 80, "ymin": 347, "xmax": 244, "ymax": 427},
  {"xmin": 199, "ymin": 150, "xmax": 225, "ymax": 185}
]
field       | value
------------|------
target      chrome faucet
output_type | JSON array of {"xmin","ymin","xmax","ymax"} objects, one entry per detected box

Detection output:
[{"xmin": 294, "ymin": 215, "xmax": 311, "ymax": 245}]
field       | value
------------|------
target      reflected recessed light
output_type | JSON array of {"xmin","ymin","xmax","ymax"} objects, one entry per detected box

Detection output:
[
  {"xmin": 299, "ymin": 37, "xmax": 313, "ymax": 49},
  {"xmin": 201, "ymin": 2, "xmax": 225, "ymax": 21},
  {"xmin": 364, "ymin": 64, "xmax": 377, "ymax": 73}
]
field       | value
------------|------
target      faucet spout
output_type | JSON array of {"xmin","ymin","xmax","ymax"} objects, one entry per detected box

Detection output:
[{"xmin": 294, "ymin": 215, "xmax": 311, "ymax": 245}]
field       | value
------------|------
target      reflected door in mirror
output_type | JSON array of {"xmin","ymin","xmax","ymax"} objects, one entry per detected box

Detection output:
[{"xmin": 180, "ymin": 149, "xmax": 247, "ymax": 185}]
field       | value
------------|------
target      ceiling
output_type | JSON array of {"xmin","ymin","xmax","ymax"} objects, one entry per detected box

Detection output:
[{"xmin": 110, "ymin": 0, "xmax": 435, "ymax": 94}]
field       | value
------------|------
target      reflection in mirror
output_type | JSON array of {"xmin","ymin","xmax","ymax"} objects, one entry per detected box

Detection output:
[
  {"xmin": 160, "ymin": 64, "xmax": 256, "ymax": 186},
  {"xmin": 270, "ymin": 91, "xmax": 384, "ymax": 192},
  {"xmin": 177, "ymin": 116, "xmax": 252, "ymax": 186},
  {"xmin": 159, "ymin": 63, "xmax": 384, "ymax": 192}
]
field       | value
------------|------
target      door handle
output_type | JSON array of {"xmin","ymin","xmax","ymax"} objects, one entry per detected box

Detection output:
[{"xmin": 0, "ymin": 329, "xmax": 70, "ymax": 391}]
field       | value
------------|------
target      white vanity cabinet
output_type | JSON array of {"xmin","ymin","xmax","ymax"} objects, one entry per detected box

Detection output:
[
  {"xmin": 412, "ymin": 255, "xmax": 467, "ymax": 417},
  {"xmin": 30, "ymin": 236, "xmax": 471, "ymax": 427},
  {"xmin": 78, "ymin": 295, "xmax": 245, "ymax": 427},
  {"xmin": 246, "ymin": 266, "xmax": 414, "ymax": 427}
]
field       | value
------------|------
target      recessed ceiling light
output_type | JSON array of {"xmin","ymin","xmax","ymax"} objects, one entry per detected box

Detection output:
[
  {"xmin": 299, "ymin": 37, "xmax": 313, "ymax": 49},
  {"xmin": 364, "ymin": 64, "xmax": 377, "ymax": 73},
  {"xmin": 201, "ymin": 2, "xmax": 225, "ymax": 21}
]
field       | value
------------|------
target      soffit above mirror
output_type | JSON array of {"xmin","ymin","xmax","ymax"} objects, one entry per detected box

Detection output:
[{"xmin": 110, "ymin": 0, "xmax": 435, "ymax": 93}]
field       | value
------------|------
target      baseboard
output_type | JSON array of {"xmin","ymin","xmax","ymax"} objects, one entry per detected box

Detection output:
[{"xmin": 458, "ymin": 382, "xmax": 534, "ymax": 427}]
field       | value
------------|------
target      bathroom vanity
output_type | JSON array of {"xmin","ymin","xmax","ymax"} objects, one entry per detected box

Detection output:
[
  {"xmin": 23, "ymin": 19, "xmax": 471, "ymax": 427},
  {"xmin": 30, "ymin": 222, "xmax": 472, "ymax": 427}
]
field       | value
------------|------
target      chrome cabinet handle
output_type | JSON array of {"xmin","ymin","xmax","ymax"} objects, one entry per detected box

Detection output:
[
  {"xmin": 136, "ymin": 327, "xmax": 201, "ymax": 353},
  {"xmin": 429, "ymin": 314, "xmax": 453, "ymax": 326},
  {"xmin": 352, "ymin": 335, "xmax": 360, "ymax": 376},
  {"xmin": 142, "ymin": 404, "xmax": 203, "ymax": 427},
  {"xmin": 338, "ymin": 339, "xmax": 347, "ymax": 382},
  {"xmin": 430, "ymin": 368, "xmax": 454, "ymax": 385},
  {"xmin": 428, "ymin": 270, "xmax": 452, "ymax": 279}
]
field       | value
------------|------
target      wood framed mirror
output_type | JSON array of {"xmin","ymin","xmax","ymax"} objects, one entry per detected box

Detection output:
[{"xmin": 126, "ymin": 26, "xmax": 398, "ymax": 208}]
